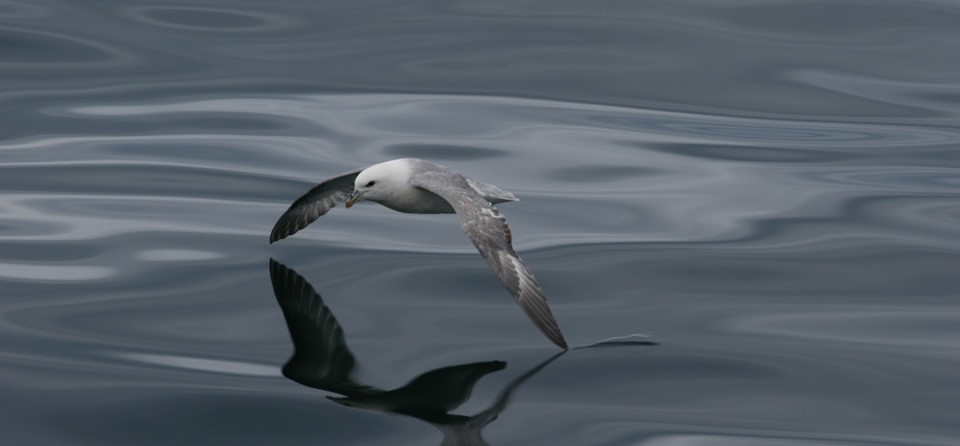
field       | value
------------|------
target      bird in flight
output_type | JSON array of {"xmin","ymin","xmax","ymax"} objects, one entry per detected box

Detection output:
[{"xmin": 270, "ymin": 158, "xmax": 568, "ymax": 349}]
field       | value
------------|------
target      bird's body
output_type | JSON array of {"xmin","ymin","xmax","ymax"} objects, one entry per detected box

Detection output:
[
  {"xmin": 347, "ymin": 159, "xmax": 517, "ymax": 213},
  {"xmin": 351, "ymin": 159, "xmax": 458, "ymax": 213},
  {"xmin": 270, "ymin": 158, "xmax": 567, "ymax": 349}
]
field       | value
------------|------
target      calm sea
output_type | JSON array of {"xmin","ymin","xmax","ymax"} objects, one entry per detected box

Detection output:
[{"xmin": 2, "ymin": 1, "xmax": 958, "ymax": 444}]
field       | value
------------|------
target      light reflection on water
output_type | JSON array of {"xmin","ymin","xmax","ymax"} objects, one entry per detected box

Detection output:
[
  {"xmin": 3, "ymin": 92, "xmax": 957, "ymax": 445},
  {"xmin": 2, "ymin": 0, "xmax": 960, "ymax": 444}
]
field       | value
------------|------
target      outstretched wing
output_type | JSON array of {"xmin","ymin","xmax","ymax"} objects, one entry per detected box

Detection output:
[
  {"xmin": 410, "ymin": 172, "xmax": 568, "ymax": 349},
  {"xmin": 269, "ymin": 259, "xmax": 380, "ymax": 397},
  {"xmin": 270, "ymin": 168, "xmax": 363, "ymax": 243}
]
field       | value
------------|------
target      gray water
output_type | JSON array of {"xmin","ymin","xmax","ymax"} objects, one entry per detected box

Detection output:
[{"xmin": 2, "ymin": 1, "xmax": 959, "ymax": 445}]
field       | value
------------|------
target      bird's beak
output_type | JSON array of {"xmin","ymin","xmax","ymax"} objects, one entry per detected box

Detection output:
[{"xmin": 344, "ymin": 190, "xmax": 365, "ymax": 208}]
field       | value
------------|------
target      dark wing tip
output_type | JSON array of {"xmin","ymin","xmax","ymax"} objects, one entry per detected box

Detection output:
[
  {"xmin": 502, "ymin": 253, "xmax": 569, "ymax": 350},
  {"xmin": 554, "ymin": 333, "xmax": 570, "ymax": 350},
  {"xmin": 268, "ymin": 225, "xmax": 288, "ymax": 244},
  {"xmin": 520, "ymin": 302, "xmax": 568, "ymax": 350},
  {"xmin": 269, "ymin": 200, "xmax": 324, "ymax": 244},
  {"xmin": 269, "ymin": 219, "xmax": 292, "ymax": 244},
  {"xmin": 537, "ymin": 310, "xmax": 568, "ymax": 350}
]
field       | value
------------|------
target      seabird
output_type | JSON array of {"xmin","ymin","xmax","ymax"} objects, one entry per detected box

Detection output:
[{"xmin": 270, "ymin": 158, "xmax": 568, "ymax": 349}]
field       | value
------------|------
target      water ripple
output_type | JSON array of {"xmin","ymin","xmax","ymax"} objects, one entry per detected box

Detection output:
[
  {"xmin": 3, "ymin": 1, "xmax": 960, "ymax": 443},
  {"xmin": 124, "ymin": 6, "xmax": 300, "ymax": 33},
  {"xmin": 0, "ymin": 0, "xmax": 51, "ymax": 19},
  {"xmin": 720, "ymin": 307, "xmax": 959, "ymax": 351},
  {"xmin": 0, "ymin": 262, "xmax": 115, "ymax": 281},
  {"xmin": 3, "ymin": 93, "xmax": 959, "ymax": 446},
  {"xmin": 3, "ymin": 94, "xmax": 958, "ymax": 257},
  {"xmin": 113, "ymin": 352, "xmax": 280, "ymax": 377},
  {"xmin": 0, "ymin": 26, "xmax": 132, "ymax": 66}
]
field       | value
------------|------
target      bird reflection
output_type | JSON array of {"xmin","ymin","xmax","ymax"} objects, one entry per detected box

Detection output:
[{"xmin": 269, "ymin": 259, "xmax": 563, "ymax": 445}]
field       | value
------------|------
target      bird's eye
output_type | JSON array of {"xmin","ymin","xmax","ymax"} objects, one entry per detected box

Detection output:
[{"xmin": 365, "ymin": 181, "xmax": 376, "ymax": 187}]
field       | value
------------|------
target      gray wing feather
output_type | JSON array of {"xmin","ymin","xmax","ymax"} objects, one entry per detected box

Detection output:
[
  {"xmin": 466, "ymin": 177, "xmax": 518, "ymax": 204},
  {"xmin": 410, "ymin": 171, "xmax": 568, "ymax": 349},
  {"xmin": 270, "ymin": 168, "xmax": 363, "ymax": 243}
]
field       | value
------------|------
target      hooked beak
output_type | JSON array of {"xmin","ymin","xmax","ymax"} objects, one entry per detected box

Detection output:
[{"xmin": 344, "ymin": 190, "xmax": 365, "ymax": 208}]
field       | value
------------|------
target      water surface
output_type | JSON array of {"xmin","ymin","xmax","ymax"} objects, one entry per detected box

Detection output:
[{"xmin": 2, "ymin": 0, "xmax": 959, "ymax": 445}]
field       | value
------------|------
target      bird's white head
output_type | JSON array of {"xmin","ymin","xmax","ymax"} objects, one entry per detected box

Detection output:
[{"xmin": 345, "ymin": 159, "xmax": 412, "ymax": 208}]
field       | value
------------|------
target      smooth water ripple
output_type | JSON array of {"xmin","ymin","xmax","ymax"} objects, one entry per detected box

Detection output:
[{"xmin": 2, "ymin": 0, "xmax": 959, "ymax": 444}]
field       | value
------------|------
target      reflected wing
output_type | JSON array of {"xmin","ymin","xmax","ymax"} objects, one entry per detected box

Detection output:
[
  {"xmin": 462, "ymin": 352, "xmax": 564, "ymax": 435},
  {"xmin": 269, "ymin": 259, "xmax": 379, "ymax": 396},
  {"xmin": 269, "ymin": 168, "xmax": 363, "ymax": 243},
  {"xmin": 330, "ymin": 361, "xmax": 506, "ymax": 421},
  {"xmin": 396, "ymin": 361, "xmax": 506, "ymax": 414},
  {"xmin": 410, "ymin": 172, "xmax": 568, "ymax": 349}
]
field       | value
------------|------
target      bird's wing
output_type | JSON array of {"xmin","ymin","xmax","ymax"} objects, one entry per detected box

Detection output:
[
  {"xmin": 410, "ymin": 172, "xmax": 568, "ymax": 349},
  {"xmin": 269, "ymin": 259, "xmax": 381, "ymax": 397},
  {"xmin": 269, "ymin": 168, "xmax": 363, "ymax": 243}
]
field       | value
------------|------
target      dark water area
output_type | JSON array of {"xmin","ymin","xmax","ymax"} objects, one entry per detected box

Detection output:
[{"xmin": 2, "ymin": 0, "xmax": 959, "ymax": 444}]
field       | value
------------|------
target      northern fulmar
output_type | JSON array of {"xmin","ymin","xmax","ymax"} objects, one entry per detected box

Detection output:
[{"xmin": 270, "ymin": 158, "xmax": 567, "ymax": 349}]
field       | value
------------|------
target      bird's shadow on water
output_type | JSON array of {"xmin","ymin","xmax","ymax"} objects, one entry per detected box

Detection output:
[
  {"xmin": 268, "ymin": 258, "xmax": 656, "ymax": 445},
  {"xmin": 269, "ymin": 259, "xmax": 562, "ymax": 445}
]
